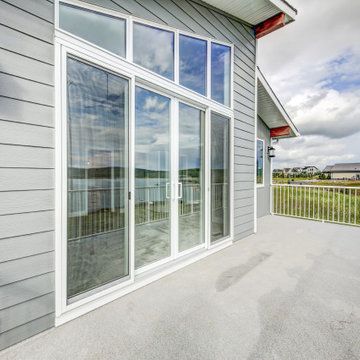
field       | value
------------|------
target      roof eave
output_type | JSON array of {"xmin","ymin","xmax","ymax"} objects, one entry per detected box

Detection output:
[{"xmin": 257, "ymin": 67, "xmax": 300, "ymax": 139}]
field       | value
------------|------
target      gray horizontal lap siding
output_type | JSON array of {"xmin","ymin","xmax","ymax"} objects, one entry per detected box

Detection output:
[
  {"xmin": 0, "ymin": 0, "xmax": 55, "ymax": 351},
  {"xmin": 0, "ymin": 0, "xmax": 256, "ymax": 351},
  {"xmin": 81, "ymin": 0, "xmax": 256, "ymax": 241}
]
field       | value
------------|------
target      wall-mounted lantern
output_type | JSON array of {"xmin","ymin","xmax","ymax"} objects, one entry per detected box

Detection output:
[{"xmin": 267, "ymin": 146, "xmax": 275, "ymax": 158}]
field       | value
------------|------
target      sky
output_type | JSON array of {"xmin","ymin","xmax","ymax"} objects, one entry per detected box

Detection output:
[{"xmin": 257, "ymin": 0, "xmax": 360, "ymax": 171}]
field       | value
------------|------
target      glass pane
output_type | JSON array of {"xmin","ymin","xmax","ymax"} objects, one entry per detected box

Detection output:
[
  {"xmin": 179, "ymin": 35, "xmax": 207, "ymax": 95},
  {"xmin": 211, "ymin": 43, "xmax": 231, "ymax": 107},
  {"xmin": 59, "ymin": 3, "xmax": 126, "ymax": 58},
  {"xmin": 178, "ymin": 103, "xmax": 205, "ymax": 252},
  {"xmin": 257, "ymin": 139, "xmax": 264, "ymax": 184},
  {"xmin": 135, "ymin": 87, "xmax": 171, "ymax": 268},
  {"xmin": 67, "ymin": 58, "xmax": 129, "ymax": 299},
  {"xmin": 211, "ymin": 113, "xmax": 230, "ymax": 242},
  {"xmin": 133, "ymin": 22, "xmax": 174, "ymax": 80}
]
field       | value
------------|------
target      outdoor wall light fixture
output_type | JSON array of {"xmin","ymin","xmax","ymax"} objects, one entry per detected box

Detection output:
[{"xmin": 268, "ymin": 146, "xmax": 276, "ymax": 158}]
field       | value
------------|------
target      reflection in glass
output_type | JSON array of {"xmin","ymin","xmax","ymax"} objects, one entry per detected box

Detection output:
[
  {"xmin": 67, "ymin": 58, "xmax": 129, "ymax": 299},
  {"xmin": 211, "ymin": 43, "xmax": 231, "ymax": 107},
  {"xmin": 178, "ymin": 103, "xmax": 205, "ymax": 252},
  {"xmin": 133, "ymin": 22, "xmax": 174, "ymax": 80},
  {"xmin": 179, "ymin": 35, "xmax": 207, "ymax": 95},
  {"xmin": 135, "ymin": 87, "xmax": 171, "ymax": 268},
  {"xmin": 211, "ymin": 113, "xmax": 230, "ymax": 242},
  {"xmin": 59, "ymin": 3, "xmax": 126, "ymax": 57},
  {"xmin": 257, "ymin": 139, "xmax": 264, "ymax": 184}
]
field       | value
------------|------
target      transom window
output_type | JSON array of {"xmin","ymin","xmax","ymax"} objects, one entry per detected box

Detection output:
[
  {"xmin": 58, "ymin": 2, "xmax": 232, "ymax": 107},
  {"xmin": 59, "ymin": 2, "xmax": 126, "ymax": 57}
]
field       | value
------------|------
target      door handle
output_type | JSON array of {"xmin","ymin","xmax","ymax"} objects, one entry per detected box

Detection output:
[{"xmin": 178, "ymin": 182, "xmax": 183, "ymax": 199}]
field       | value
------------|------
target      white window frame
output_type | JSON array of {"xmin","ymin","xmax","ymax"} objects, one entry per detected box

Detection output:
[
  {"xmin": 256, "ymin": 138, "xmax": 265, "ymax": 188},
  {"xmin": 56, "ymin": 0, "xmax": 234, "ymax": 109},
  {"xmin": 55, "ymin": 0, "xmax": 234, "ymax": 325}
]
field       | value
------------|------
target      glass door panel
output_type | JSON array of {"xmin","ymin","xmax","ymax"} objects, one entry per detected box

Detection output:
[
  {"xmin": 178, "ymin": 103, "xmax": 205, "ymax": 252},
  {"xmin": 210, "ymin": 113, "xmax": 230, "ymax": 243},
  {"xmin": 135, "ymin": 87, "xmax": 171, "ymax": 269},
  {"xmin": 67, "ymin": 58, "xmax": 129, "ymax": 299}
]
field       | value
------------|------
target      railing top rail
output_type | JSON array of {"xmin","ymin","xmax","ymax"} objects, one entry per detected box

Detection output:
[{"xmin": 272, "ymin": 184, "xmax": 360, "ymax": 190}]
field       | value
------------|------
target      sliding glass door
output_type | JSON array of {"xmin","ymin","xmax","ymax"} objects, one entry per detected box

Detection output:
[
  {"xmin": 211, "ymin": 113, "xmax": 230, "ymax": 243},
  {"xmin": 178, "ymin": 103, "xmax": 205, "ymax": 252},
  {"xmin": 67, "ymin": 58, "xmax": 129, "ymax": 299},
  {"xmin": 66, "ymin": 65, "xmax": 230, "ymax": 297},
  {"xmin": 134, "ymin": 87, "xmax": 171, "ymax": 269}
]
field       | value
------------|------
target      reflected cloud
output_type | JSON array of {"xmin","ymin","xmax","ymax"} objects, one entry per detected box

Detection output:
[{"xmin": 133, "ymin": 23, "xmax": 174, "ymax": 80}]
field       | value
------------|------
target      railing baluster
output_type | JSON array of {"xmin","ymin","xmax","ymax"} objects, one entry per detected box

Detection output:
[
  {"xmin": 343, "ymin": 188, "xmax": 346, "ymax": 223},
  {"xmin": 332, "ymin": 188, "xmax": 335, "ymax": 222},
  {"xmin": 283, "ymin": 186, "xmax": 286, "ymax": 214},
  {"xmin": 337, "ymin": 188, "xmax": 340, "ymax": 222},
  {"xmin": 313, "ymin": 187, "xmax": 315, "ymax": 219},
  {"xmin": 318, "ymin": 187, "xmax": 320, "ymax": 219},
  {"xmin": 327, "ymin": 188, "xmax": 329, "ymax": 221},
  {"xmin": 349, "ymin": 189, "xmax": 351, "ymax": 224},
  {"xmin": 355, "ymin": 189, "xmax": 358, "ymax": 225},
  {"xmin": 287, "ymin": 185, "xmax": 290, "ymax": 215}
]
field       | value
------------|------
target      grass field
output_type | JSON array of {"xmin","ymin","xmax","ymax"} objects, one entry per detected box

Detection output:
[
  {"xmin": 273, "ymin": 178, "xmax": 360, "ymax": 187},
  {"xmin": 273, "ymin": 185, "xmax": 360, "ymax": 226}
]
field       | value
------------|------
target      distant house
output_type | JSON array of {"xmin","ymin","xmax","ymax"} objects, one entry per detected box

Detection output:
[
  {"xmin": 302, "ymin": 166, "xmax": 319, "ymax": 175},
  {"xmin": 289, "ymin": 167, "xmax": 302, "ymax": 175},
  {"xmin": 323, "ymin": 163, "xmax": 360, "ymax": 180},
  {"xmin": 283, "ymin": 168, "xmax": 292, "ymax": 175},
  {"xmin": 273, "ymin": 169, "xmax": 283, "ymax": 175}
]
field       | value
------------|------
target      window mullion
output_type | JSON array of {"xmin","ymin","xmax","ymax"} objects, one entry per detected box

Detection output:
[
  {"xmin": 207, "ymin": 39, "xmax": 211, "ymax": 99},
  {"xmin": 174, "ymin": 29, "xmax": 179, "ymax": 84}
]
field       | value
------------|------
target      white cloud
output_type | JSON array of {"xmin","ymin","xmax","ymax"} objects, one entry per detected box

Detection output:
[
  {"xmin": 258, "ymin": 0, "xmax": 360, "ymax": 169},
  {"xmin": 287, "ymin": 88, "xmax": 360, "ymax": 138},
  {"xmin": 273, "ymin": 135, "xmax": 357, "ymax": 170}
]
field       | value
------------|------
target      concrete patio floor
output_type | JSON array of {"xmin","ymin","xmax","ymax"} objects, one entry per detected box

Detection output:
[{"xmin": 1, "ymin": 215, "xmax": 360, "ymax": 360}]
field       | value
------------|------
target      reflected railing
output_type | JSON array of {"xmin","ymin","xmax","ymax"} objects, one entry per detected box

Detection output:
[{"xmin": 68, "ymin": 183, "xmax": 228, "ymax": 241}]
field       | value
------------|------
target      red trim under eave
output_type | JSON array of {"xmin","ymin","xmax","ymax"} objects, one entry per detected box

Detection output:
[
  {"xmin": 270, "ymin": 126, "xmax": 291, "ymax": 138},
  {"xmin": 254, "ymin": 13, "xmax": 286, "ymax": 39}
]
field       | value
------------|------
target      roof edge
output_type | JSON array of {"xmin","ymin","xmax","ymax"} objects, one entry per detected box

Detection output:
[
  {"xmin": 269, "ymin": 0, "xmax": 297, "ymax": 22},
  {"xmin": 257, "ymin": 66, "xmax": 300, "ymax": 137}
]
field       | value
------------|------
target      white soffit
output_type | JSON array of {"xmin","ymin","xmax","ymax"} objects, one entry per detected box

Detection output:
[
  {"xmin": 202, "ymin": 0, "xmax": 297, "ymax": 26},
  {"xmin": 257, "ymin": 67, "xmax": 299, "ymax": 138}
]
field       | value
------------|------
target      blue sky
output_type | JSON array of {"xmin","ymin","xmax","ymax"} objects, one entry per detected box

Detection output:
[{"xmin": 258, "ymin": 0, "xmax": 360, "ymax": 171}]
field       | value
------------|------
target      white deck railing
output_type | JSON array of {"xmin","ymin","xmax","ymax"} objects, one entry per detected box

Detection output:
[{"xmin": 272, "ymin": 184, "xmax": 360, "ymax": 227}]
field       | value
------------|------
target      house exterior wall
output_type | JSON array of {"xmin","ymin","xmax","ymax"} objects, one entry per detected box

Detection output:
[
  {"xmin": 0, "ymin": 1, "xmax": 55, "ymax": 352},
  {"xmin": 256, "ymin": 116, "xmax": 271, "ymax": 218},
  {"xmin": 0, "ymin": 0, "xmax": 256, "ymax": 351},
  {"xmin": 331, "ymin": 172, "xmax": 360, "ymax": 180}
]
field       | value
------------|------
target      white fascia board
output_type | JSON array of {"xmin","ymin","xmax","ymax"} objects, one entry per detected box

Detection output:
[
  {"xmin": 257, "ymin": 68, "xmax": 300, "ymax": 137},
  {"xmin": 201, "ymin": 0, "xmax": 297, "ymax": 26},
  {"xmin": 269, "ymin": 0, "xmax": 297, "ymax": 22}
]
